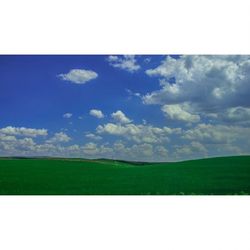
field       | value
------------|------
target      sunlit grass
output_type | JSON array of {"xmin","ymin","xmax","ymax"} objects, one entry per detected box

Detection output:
[{"xmin": 0, "ymin": 156, "xmax": 250, "ymax": 195}]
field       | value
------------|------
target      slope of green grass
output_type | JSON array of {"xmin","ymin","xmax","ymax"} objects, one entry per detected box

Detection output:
[{"xmin": 0, "ymin": 156, "xmax": 250, "ymax": 195}]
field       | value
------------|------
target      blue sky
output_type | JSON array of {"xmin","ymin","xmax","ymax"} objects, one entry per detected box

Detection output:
[{"xmin": 1, "ymin": 55, "xmax": 250, "ymax": 161}]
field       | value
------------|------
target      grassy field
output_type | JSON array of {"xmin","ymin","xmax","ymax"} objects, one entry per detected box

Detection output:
[{"xmin": 0, "ymin": 156, "xmax": 250, "ymax": 195}]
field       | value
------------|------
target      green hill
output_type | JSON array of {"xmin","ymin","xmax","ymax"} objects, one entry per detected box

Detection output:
[{"xmin": 0, "ymin": 156, "xmax": 250, "ymax": 195}]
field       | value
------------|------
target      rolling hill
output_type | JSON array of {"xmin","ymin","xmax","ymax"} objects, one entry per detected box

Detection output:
[{"xmin": 0, "ymin": 156, "xmax": 250, "ymax": 195}]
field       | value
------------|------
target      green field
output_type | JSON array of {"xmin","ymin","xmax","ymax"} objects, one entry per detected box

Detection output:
[{"xmin": 0, "ymin": 156, "xmax": 250, "ymax": 195}]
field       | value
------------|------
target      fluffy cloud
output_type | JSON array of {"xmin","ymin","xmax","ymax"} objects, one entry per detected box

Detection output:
[
  {"xmin": 63, "ymin": 113, "xmax": 72, "ymax": 119},
  {"xmin": 1, "ymin": 123, "xmax": 248, "ymax": 161},
  {"xmin": 141, "ymin": 55, "xmax": 250, "ymax": 159},
  {"xmin": 107, "ymin": 55, "xmax": 140, "ymax": 72},
  {"xmin": 143, "ymin": 55, "xmax": 250, "ymax": 122},
  {"xmin": 220, "ymin": 107, "xmax": 250, "ymax": 123},
  {"xmin": 129, "ymin": 143, "xmax": 153, "ymax": 158},
  {"xmin": 89, "ymin": 109, "xmax": 104, "ymax": 119},
  {"xmin": 161, "ymin": 103, "xmax": 200, "ymax": 123},
  {"xmin": 0, "ymin": 126, "xmax": 48, "ymax": 137},
  {"xmin": 0, "ymin": 137, "xmax": 36, "ymax": 152},
  {"xmin": 111, "ymin": 110, "xmax": 132, "ymax": 124},
  {"xmin": 85, "ymin": 133, "xmax": 102, "ymax": 141},
  {"xmin": 96, "ymin": 122, "xmax": 181, "ymax": 144},
  {"xmin": 0, "ymin": 134, "xmax": 17, "ymax": 142},
  {"xmin": 0, "ymin": 122, "xmax": 171, "ymax": 161},
  {"xmin": 182, "ymin": 123, "xmax": 250, "ymax": 144},
  {"xmin": 82, "ymin": 142, "xmax": 99, "ymax": 155},
  {"xmin": 174, "ymin": 141, "xmax": 208, "ymax": 159},
  {"xmin": 58, "ymin": 69, "xmax": 98, "ymax": 84},
  {"xmin": 78, "ymin": 141, "xmax": 168, "ymax": 161},
  {"xmin": 46, "ymin": 132, "xmax": 71, "ymax": 144},
  {"xmin": 111, "ymin": 142, "xmax": 168, "ymax": 161},
  {"xmin": 155, "ymin": 145, "xmax": 169, "ymax": 158}
]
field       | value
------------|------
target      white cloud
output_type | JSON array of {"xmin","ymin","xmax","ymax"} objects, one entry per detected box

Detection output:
[
  {"xmin": 82, "ymin": 142, "xmax": 99, "ymax": 155},
  {"xmin": 17, "ymin": 138, "xmax": 36, "ymax": 150},
  {"xmin": 0, "ymin": 123, "xmax": 169, "ymax": 161},
  {"xmin": 182, "ymin": 123, "xmax": 250, "ymax": 144},
  {"xmin": 89, "ymin": 109, "xmax": 104, "ymax": 119},
  {"xmin": 111, "ymin": 110, "xmax": 132, "ymax": 124},
  {"xmin": 58, "ymin": 69, "xmax": 98, "ymax": 84},
  {"xmin": 161, "ymin": 103, "xmax": 200, "ymax": 123},
  {"xmin": 143, "ymin": 55, "xmax": 250, "ymax": 119},
  {"xmin": 220, "ymin": 107, "xmax": 250, "ymax": 123},
  {"xmin": 0, "ymin": 136, "xmax": 37, "ymax": 154},
  {"xmin": 0, "ymin": 126, "xmax": 48, "ymax": 137},
  {"xmin": 46, "ymin": 132, "xmax": 71, "ymax": 144},
  {"xmin": 111, "ymin": 142, "xmax": 168, "ymax": 161},
  {"xmin": 2, "ymin": 123, "xmax": 248, "ymax": 161},
  {"xmin": 107, "ymin": 55, "xmax": 140, "ymax": 72},
  {"xmin": 174, "ymin": 141, "xmax": 207, "ymax": 159},
  {"xmin": 130, "ymin": 143, "xmax": 153, "ymax": 158},
  {"xmin": 96, "ymin": 122, "xmax": 181, "ymax": 144},
  {"xmin": 0, "ymin": 134, "xmax": 17, "ymax": 142},
  {"xmin": 79, "ymin": 141, "xmax": 168, "ymax": 161},
  {"xmin": 141, "ymin": 56, "xmax": 250, "ymax": 159},
  {"xmin": 155, "ymin": 145, "xmax": 168, "ymax": 158},
  {"xmin": 85, "ymin": 133, "xmax": 102, "ymax": 141},
  {"xmin": 144, "ymin": 57, "xmax": 151, "ymax": 64},
  {"xmin": 63, "ymin": 113, "xmax": 72, "ymax": 119},
  {"xmin": 81, "ymin": 143, "xmax": 113, "ymax": 157}
]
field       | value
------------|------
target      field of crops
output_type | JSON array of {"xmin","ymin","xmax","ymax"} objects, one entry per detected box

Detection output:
[{"xmin": 0, "ymin": 156, "xmax": 250, "ymax": 195}]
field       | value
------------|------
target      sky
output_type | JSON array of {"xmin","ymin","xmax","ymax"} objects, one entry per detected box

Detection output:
[{"xmin": 0, "ymin": 55, "xmax": 250, "ymax": 161}]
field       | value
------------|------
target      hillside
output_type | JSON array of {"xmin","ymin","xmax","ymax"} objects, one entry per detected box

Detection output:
[{"xmin": 0, "ymin": 156, "xmax": 250, "ymax": 195}]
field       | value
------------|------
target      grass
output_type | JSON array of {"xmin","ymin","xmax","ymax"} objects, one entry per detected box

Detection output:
[{"xmin": 0, "ymin": 156, "xmax": 250, "ymax": 195}]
